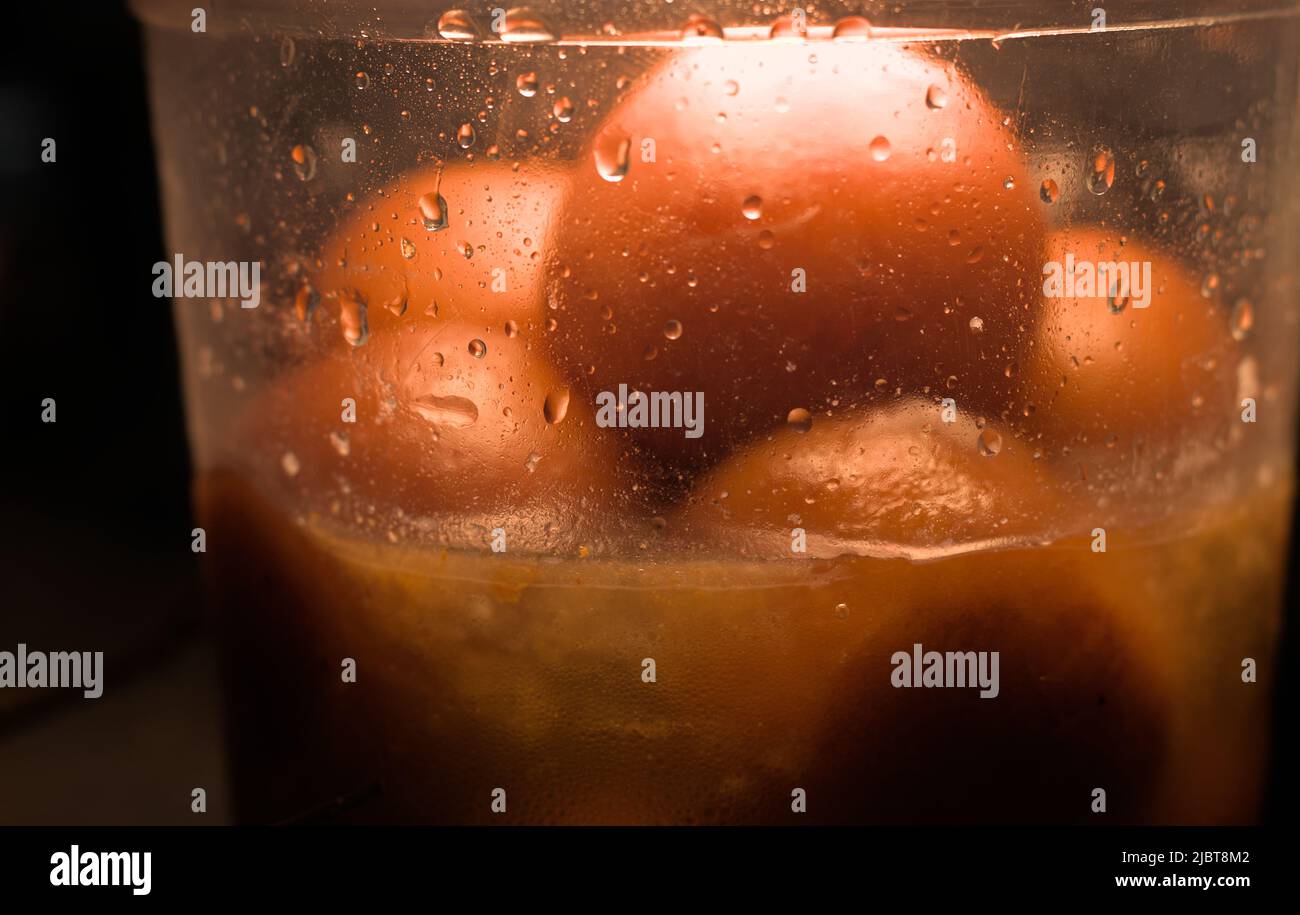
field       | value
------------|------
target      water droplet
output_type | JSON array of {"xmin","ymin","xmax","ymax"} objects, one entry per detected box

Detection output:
[
  {"xmin": 457, "ymin": 122, "xmax": 476, "ymax": 149},
  {"xmin": 594, "ymin": 133, "xmax": 631, "ymax": 182},
  {"xmin": 552, "ymin": 96, "xmax": 574, "ymax": 122},
  {"xmin": 769, "ymin": 14, "xmax": 808, "ymax": 40},
  {"xmin": 925, "ymin": 84, "xmax": 948, "ymax": 109},
  {"xmin": 400, "ymin": 237, "xmax": 417, "ymax": 259},
  {"xmin": 969, "ymin": 316, "xmax": 984, "ymax": 333},
  {"xmin": 831, "ymin": 16, "xmax": 873, "ymax": 40},
  {"xmin": 543, "ymin": 387, "xmax": 570, "ymax": 424},
  {"xmin": 1201, "ymin": 272, "xmax": 1220, "ymax": 298},
  {"xmin": 516, "ymin": 71, "xmax": 539, "ymax": 97},
  {"xmin": 412, "ymin": 395, "xmax": 479, "ymax": 428},
  {"xmin": 500, "ymin": 8, "xmax": 556, "ymax": 43},
  {"xmin": 724, "ymin": 79, "xmax": 739, "ymax": 96},
  {"xmin": 1087, "ymin": 147, "xmax": 1115, "ymax": 195},
  {"xmin": 504, "ymin": 319, "xmax": 519, "ymax": 338},
  {"xmin": 977, "ymin": 429, "xmax": 1002, "ymax": 457},
  {"xmin": 355, "ymin": 70, "xmax": 371, "ymax": 90},
  {"xmin": 1003, "ymin": 176, "xmax": 1016, "ymax": 190},
  {"xmin": 681, "ymin": 14, "xmax": 724, "ymax": 42},
  {"xmin": 524, "ymin": 451, "xmax": 542, "ymax": 472},
  {"xmin": 757, "ymin": 230, "xmax": 775, "ymax": 249},
  {"xmin": 833, "ymin": 602, "xmax": 850, "ymax": 620},
  {"xmin": 1231, "ymin": 298, "xmax": 1254, "ymax": 340},
  {"xmin": 293, "ymin": 284, "xmax": 318, "ymax": 322},
  {"xmin": 468, "ymin": 338, "xmax": 487, "ymax": 358},
  {"xmin": 869, "ymin": 136, "xmax": 891, "ymax": 162},
  {"xmin": 281, "ymin": 452, "xmax": 301, "ymax": 477},
  {"xmin": 741, "ymin": 195, "xmax": 763, "ymax": 220},
  {"xmin": 430, "ymin": 352, "xmax": 445, "ymax": 367},
  {"xmin": 419, "ymin": 192, "xmax": 449, "ymax": 231},
  {"xmin": 290, "ymin": 144, "xmax": 317, "ymax": 181},
  {"xmin": 663, "ymin": 319, "xmax": 683, "ymax": 340},
  {"xmin": 436, "ymin": 9, "xmax": 480, "ymax": 41},
  {"xmin": 340, "ymin": 293, "xmax": 368, "ymax": 347},
  {"xmin": 786, "ymin": 408, "xmax": 813, "ymax": 432},
  {"xmin": 1039, "ymin": 178, "xmax": 1059, "ymax": 203},
  {"xmin": 279, "ymin": 38, "xmax": 296, "ymax": 68}
]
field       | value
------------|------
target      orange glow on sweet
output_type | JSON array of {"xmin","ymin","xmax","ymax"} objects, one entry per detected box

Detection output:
[{"xmin": 546, "ymin": 42, "xmax": 1045, "ymax": 470}]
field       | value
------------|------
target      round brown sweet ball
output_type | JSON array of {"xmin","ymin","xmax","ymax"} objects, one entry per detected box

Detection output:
[
  {"xmin": 675, "ymin": 400, "xmax": 1070, "ymax": 556},
  {"xmin": 1022, "ymin": 229, "xmax": 1239, "ymax": 461},
  {"xmin": 545, "ymin": 42, "xmax": 1045, "ymax": 474},
  {"xmin": 314, "ymin": 160, "xmax": 568, "ymax": 335},
  {"xmin": 237, "ymin": 163, "xmax": 637, "ymax": 546}
]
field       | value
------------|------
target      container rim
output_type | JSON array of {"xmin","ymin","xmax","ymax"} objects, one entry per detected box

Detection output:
[{"xmin": 130, "ymin": 0, "xmax": 1300, "ymax": 42}]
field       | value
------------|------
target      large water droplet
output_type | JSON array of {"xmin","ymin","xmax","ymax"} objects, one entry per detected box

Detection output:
[
  {"xmin": 769, "ymin": 14, "xmax": 808, "ymax": 40},
  {"xmin": 500, "ymin": 8, "xmax": 556, "ymax": 43},
  {"xmin": 516, "ymin": 71, "xmax": 539, "ymax": 97},
  {"xmin": 412, "ymin": 395, "xmax": 479, "ymax": 428},
  {"xmin": 681, "ymin": 14, "xmax": 724, "ymax": 42},
  {"xmin": 419, "ymin": 192, "xmax": 449, "ymax": 231},
  {"xmin": 456, "ymin": 122, "xmax": 476, "ymax": 149},
  {"xmin": 543, "ymin": 387, "xmax": 570, "ymax": 424},
  {"xmin": 1087, "ymin": 147, "xmax": 1115, "ymax": 195},
  {"xmin": 663, "ymin": 319, "xmax": 683, "ymax": 340},
  {"xmin": 290, "ymin": 144, "xmax": 317, "ymax": 181},
  {"xmin": 869, "ymin": 136, "xmax": 891, "ymax": 162},
  {"xmin": 400, "ymin": 237, "xmax": 417, "ymax": 259},
  {"xmin": 831, "ymin": 16, "xmax": 873, "ymax": 40},
  {"xmin": 786, "ymin": 408, "xmax": 813, "ymax": 432},
  {"xmin": 468, "ymin": 338, "xmax": 487, "ymax": 358},
  {"xmin": 552, "ymin": 96, "xmax": 575, "ymax": 122},
  {"xmin": 594, "ymin": 133, "xmax": 631, "ymax": 182},
  {"xmin": 741, "ymin": 195, "xmax": 763, "ymax": 220},
  {"xmin": 925, "ymin": 84, "xmax": 948, "ymax": 110},
  {"xmin": 1231, "ymin": 298, "xmax": 1254, "ymax": 341},
  {"xmin": 340, "ymin": 293, "xmax": 368, "ymax": 347},
  {"xmin": 1040, "ymin": 178, "xmax": 1059, "ymax": 203},
  {"xmin": 294, "ymin": 284, "xmax": 318, "ymax": 322},
  {"xmin": 436, "ymin": 9, "xmax": 480, "ymax": 41},
  {"xmin": 977, "ymin": 429, "xmax": 1002, "ymax": 457}
]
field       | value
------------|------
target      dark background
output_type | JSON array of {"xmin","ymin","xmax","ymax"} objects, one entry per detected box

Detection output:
[{"xmin": 0, "ymin": 1, "xmax": 1294, "ymax": 825}]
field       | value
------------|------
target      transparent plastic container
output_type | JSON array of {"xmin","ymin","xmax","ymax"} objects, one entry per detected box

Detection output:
[{"xmin": 134, "ymin": 0, "xmax": 1300, "ymax": 823}]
